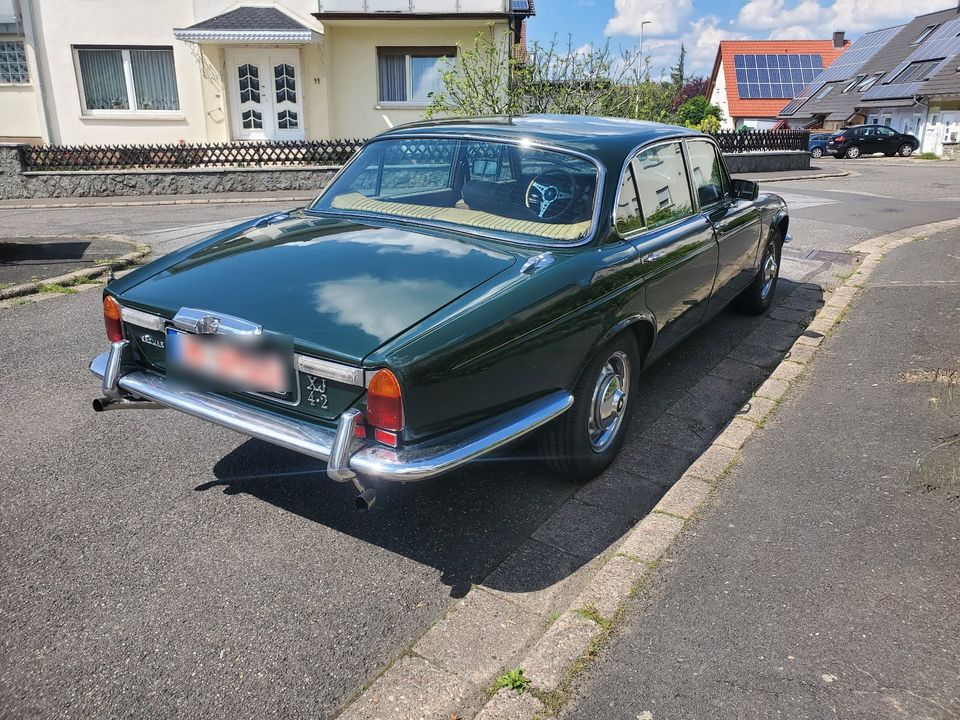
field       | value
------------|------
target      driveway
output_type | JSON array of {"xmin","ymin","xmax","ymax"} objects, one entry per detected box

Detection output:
[{"xmin": 1, "ymin": 161, "xmax": 957, "ymax": 718}]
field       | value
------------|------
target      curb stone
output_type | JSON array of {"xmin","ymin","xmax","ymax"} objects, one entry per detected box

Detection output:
[
  {"xmin": 0, "ymin": 194, "xmax": 315, "ymax": 210},
  {"xmin": 0, "ymin": 235, "xmax": 149, "ymax": 300},
  {"xmin": 331, "ymin": 216, "xmax": 960, "ymax": 720}
]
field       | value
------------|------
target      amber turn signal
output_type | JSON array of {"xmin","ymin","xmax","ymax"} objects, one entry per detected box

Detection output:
[
  {"xmin": 366, "ymin": 368, "xmax": 403, "ymax": 433},
  {"xmin": 103, "ymin": 295, "xmax": 123, "ymax": 343}
]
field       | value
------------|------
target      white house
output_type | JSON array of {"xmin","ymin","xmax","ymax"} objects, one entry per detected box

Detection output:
[{"xmin": 0, "ymin": 0, "xmax": 532, "ymax": 145}]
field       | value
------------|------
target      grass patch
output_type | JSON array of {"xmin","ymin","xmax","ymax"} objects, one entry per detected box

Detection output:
[
  {"xmin": 94, "ymin": 256, "xmax": 119, "ymax": 266},
  {"xmin": 577, "ymin": 605, "xmax": 612, "ymax": 631},
  {"xmin": 543, "ymin": 610, "xmax": 561, "ymax": 628},
  {"xmin": 493, "ymin": 668, "xmax": 531, "ymax": 695},
  {"xmin": 0, "ymin": 282, "xmax": 14, "ymax": 290},
  {"xmin": 39, "ymin": 282, "xmax": 78, "ymax": 294},
  {"xmin": 917, "ymin": 152, "xmax": 939, "ymax": 160}
]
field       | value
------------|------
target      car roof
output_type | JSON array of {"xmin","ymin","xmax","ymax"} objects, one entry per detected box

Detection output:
[{"xmin": 377, "ymin": 114, "xmax": 703, "ymax": 165}]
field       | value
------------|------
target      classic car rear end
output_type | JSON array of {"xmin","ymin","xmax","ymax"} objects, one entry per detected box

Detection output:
[{"xmin": 91, "ymin": 115, "xmax": 788, "ymax": 509}]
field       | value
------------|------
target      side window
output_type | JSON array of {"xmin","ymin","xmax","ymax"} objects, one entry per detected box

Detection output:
[
  {"xmin": 615, "ymin": 164, "xmax": 644, "ymax": 234},
  {"xmin": 686, "ymin": 140, "xmax": 729, "ymax": 209},
  {"xmin": 630, "ymin": 142, "xmax": 694, "ymax": 230}
]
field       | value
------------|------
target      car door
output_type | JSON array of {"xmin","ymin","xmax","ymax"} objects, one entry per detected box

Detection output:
[
  {"xmin": 685, "ymin": 138, "xmax": 762, "ymax": 309},
  {"xmin": 860, "ymin": 127, "xmax": 882, "ymax": 154},
  {"xmin": 615, "ymin": 140, "xmax": 719, "ymax": 353},
  {"xmin": 875, "ymin": 126, "xmax": 898, "ymax": 153}
]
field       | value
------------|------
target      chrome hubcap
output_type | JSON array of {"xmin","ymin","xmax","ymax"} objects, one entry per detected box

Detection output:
[
  {"xmin": 760, "ymin": 241, "xmax": 778, "ymax": 300},
  {"xmin": 588, "ymin": 351, "xmax": 630, "ymax": 452}
]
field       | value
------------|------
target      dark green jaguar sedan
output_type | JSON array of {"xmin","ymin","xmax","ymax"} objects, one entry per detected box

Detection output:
[{"xmin": 91, "ymin": 115, "xmax": 789, "ymax": 509}]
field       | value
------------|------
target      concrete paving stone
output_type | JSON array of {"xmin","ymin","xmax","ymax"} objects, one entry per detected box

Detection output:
[
  {"xmin": 637, "ymin": 412, "xmax": 717, "ymax": 455},
  {"xmin": 618, "ymin": 512, "xmax": 686, "ymax": 563},
  {"xmin": 482, "ymin": 538, "xmax": 593, "ymax": 617},
  {"xmin": 795, "ymin": 329, "xmax": 825, "ymax": 346},
  {"xmin": 708, "ymin": 357, "xmax": 767, "ymax": 385},
  {"xmin": 532, "ymin": 499, "xmax": 631, "ymax": 562},
  {"xmin": 337, "ymin": 655, "xmax": 473, "ymax": 720},
  {"xmin": 573, "ymin": 556, "xmax": 648, "ymax": 620},
  {"xmin": 755, "ymin": 377, "xmax": 790, "ymax": 402},
  {"xmin": 769, "ymin": 305, "xmax": 815, "ymax": 324},
  {"xmin": 785, "ymin": 341, "xmax": 818, "ymax": 364},
  {"xmin": 412, "ymin": 588, "xmax": 541, "ymax": 687},
  {"xmin": 521, "ymin": 612, "xmax": 601, "ymax": 692},
  {"xmin": 770, "ymin": 360, "xmax": 805, "ymax": 384},
  {"xmin": 728, "ymin": 342, "xmax": 787, "ymax": 369},
  {"xmin": 806, "ymin": 317, "xmax": 837, "ymax": 336},
  {"xmin": 817, "ymin": 305, "xmax": 844, "ymax": 323},
  {"xmin": 663, "ymin": 374, "xmax": 753, "ymax": 431},
  {"xmin": 573, "ymin": 466, "xmax": 667, "ymax": 518},
  {"xmin": 736, "ymin": 395, "xmax": 777, "ymax": 424},
  {"xmin": 685, "ymin": 444, "xmax": 739, "ymax": 483},
  {"xmin": 613, "ymin": 434, "xmax": 701, "ymax": 490},
  {"xmin": 654, "ymin": 474, "xmax": 713, "ymax": 520},
  {"xmin": 745, "ymin": 319, "xmax": 803, "ymax": 351},
  {"xmin": 474, "ymin": 688, "xmax": 544, "ymax": 720},
  {"xmin": 779, "ymin": 291, "xmax": 824, "ymax": 312},
  {"xmin": 713, "ymin": 417, "xmax": 758, "ymax": 450}
]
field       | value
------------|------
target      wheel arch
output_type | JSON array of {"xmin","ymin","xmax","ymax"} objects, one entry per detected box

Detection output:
[{"xmin": 594, "ymin": 315, "xmax": 656, "ymax": 375}]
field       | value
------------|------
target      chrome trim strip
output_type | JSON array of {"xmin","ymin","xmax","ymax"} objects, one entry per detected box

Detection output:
[
  {"xmin": 172, "ymin": 307, "xmax": 262, "ymax": 335},
  {"xmin": 327, "ymin": 408, "xmax": 361, "ymax": 482},
  {"xmin": 121, "ymin": 306, "xmax": 165, "ymax": 331},
  {"xmin": 89, "ymin": 351, "xmax": 572, "ymax": 483},
  {"xmin": 296, "ymin": 354, "xmax": 364, "ymax": 387},
  {"xmin": 101, "ymin": 340, "xmax": 128, "ymax": 398},
  {"xmin": 305, "ymin": 132, "xmax": 606, "ymax": 249}
]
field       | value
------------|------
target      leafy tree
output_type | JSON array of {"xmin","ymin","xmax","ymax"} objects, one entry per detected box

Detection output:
[
  {"xmin": 669, "ymin": 45, "xmax": 686, "ymax": 89},
  {"xmin": 676, "ymin": 95, "xmax": 722, "ymax": 127}
]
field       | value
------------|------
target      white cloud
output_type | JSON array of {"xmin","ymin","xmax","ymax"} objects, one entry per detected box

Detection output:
[
  {"xmin": 605, "ymin": 0, "xmax": 694, "ymax": 37},
  {"xmin": 737, "ymin": 0, "xmax": 950, "ymax": 36}
]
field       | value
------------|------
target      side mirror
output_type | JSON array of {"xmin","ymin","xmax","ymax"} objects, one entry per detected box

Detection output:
[{"xmin": 731, "ymin": 178, "xmax": 759, "ymax": 201}]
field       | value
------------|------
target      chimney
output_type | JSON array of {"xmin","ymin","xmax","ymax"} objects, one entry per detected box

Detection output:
[{"xmin": 833, "ymin": 30, "xmax": 845, "ymax": 48}]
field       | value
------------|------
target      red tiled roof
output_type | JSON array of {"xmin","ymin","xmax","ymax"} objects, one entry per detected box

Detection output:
[{"xmin": 707, "ymin": 39, "xmax": 851, "ymax": 120}]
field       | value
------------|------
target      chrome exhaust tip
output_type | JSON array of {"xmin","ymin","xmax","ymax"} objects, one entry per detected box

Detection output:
[
  {"xmin": 93, "ymin": 397, "xmax": 164, "ymax": 412},
  {"xmin": 355, "ymin": 488, "xmax": 376, "ymax": 512}
]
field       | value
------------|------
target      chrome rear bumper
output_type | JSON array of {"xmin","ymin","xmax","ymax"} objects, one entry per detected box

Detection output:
[{"xmin": 90, "ymin": 349, "xmax": 572, "ymax": 483}]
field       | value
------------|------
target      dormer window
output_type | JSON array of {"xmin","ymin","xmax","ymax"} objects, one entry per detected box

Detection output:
[{"xmin": 912, "ymin": 24, "xmax": 939, "ymax": 44}]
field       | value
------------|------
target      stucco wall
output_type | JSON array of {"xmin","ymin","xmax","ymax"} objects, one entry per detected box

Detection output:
[
  {"xmin": 324, "ymin": 20, "xmax": 509, "ymax": 138},
  {"xmin": 710, "ymin": 67, "xmax": 732, "ymax": 131},
  {"xmin": 0, "ymin": 84, "xmax": 42, "ymax": 140}
]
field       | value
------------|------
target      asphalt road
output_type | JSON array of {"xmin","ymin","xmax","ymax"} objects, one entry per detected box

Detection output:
[
  {"xmin": 560, "ymin": 227, "xmax": 960, "ymax": 720},
  {"xmin": 1, "ymin": 160, "xmax": 957, "ymax": 718}
]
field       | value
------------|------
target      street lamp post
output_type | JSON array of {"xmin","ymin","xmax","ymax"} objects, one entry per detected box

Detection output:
[{"xmin": 639, "ymin": 20, "xmax": 652, "ymax": 62}]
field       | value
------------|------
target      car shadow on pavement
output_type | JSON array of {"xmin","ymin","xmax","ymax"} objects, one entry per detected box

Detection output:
[{"xmin": 201, "ymin": 279, "xmax": 824, "ymax": 599}]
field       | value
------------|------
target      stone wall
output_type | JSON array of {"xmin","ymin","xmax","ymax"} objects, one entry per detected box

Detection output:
[
  {"xmin": 941, "ymin": 142, "xmax": 960, "ymax": 161},
  {"xmin": 722, "ymin": 150, "xmax": 811, "ymax": 174},
  {"xmin": 0, "ymin": 144, "xmax": 337, "ymax": 200}
]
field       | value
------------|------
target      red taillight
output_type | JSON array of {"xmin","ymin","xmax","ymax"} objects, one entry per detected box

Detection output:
[
  {"xmin": 367, "ymin": 369, "xmax": 403, "ymax": 433},
  {"xmin": 103, "ymin": 295, "xmax": 123, "ymax": 342},
  {"xmin": 834, "ymin": 135, "xmax": 846, "ymax": 143}
]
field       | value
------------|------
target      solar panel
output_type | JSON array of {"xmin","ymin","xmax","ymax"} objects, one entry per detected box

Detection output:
[
  {"xmin": 862, "ymin": 17, "xmax": 960, "ymax": 100},
  {"xmin": 733, "ymin": 53, "xmax": 824, "ymax": 98},
  {"xmin": 778, "ymin": 25, "xmax": 903, "ymax": 116}
]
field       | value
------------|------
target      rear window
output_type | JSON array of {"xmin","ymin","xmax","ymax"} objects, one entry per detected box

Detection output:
[{"xmin": 310, "ymin": 138, "xmax": 599, "ymax": 244}]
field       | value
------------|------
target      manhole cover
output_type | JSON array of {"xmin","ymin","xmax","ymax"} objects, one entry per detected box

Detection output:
[{"xmin": 804, "ymin": 249, "xmax": 862, "ymax": 265}]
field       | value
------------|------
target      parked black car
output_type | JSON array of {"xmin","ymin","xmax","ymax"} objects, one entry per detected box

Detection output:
[{"xmin": 827, "ymin": 125, "xmax": 919, "ymax": 159}]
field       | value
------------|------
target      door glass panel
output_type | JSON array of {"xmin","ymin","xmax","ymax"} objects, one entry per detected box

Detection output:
[
  {"xmin": 274, "ymin": 63, "xmax": 296, "ymax": 104},
  {"xmin": 631, "ymin": 143, "xmax": 694, "ymax": 230},
  {"xmin": 241, "ymin": 109, "xmax": 262, "ymax": 129},
  {"xmin": 686, "ymin": 141, "xmax": 728, "ymax": 208},
  {"xmin": 238, "ymin": 64, "xmax": 260, "ymax": 104},
  {"xmin": 614, "ymin": 165, "xmax": 644, "ymax": 234}
]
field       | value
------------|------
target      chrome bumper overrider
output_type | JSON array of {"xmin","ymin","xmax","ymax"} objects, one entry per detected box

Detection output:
[{"xmin": 90, "ymin": 349, "xmax": 573, "ymax": 484}]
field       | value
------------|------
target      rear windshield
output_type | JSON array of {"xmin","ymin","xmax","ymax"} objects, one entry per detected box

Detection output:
[{"xmin": 309, "ymin": 138, "xmax": 599, "ymax": 243}]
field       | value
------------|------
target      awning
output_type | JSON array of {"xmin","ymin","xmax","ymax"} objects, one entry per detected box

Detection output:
[
  {"xmin": 174, "ymin": 7, "xmax": 319, "ymax": 44},
  {"xmin": 856, "ymin": 98, "xmax": 918, "ymax": 109}
]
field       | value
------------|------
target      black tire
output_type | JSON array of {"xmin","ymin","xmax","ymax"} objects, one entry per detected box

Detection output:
[
  {"xmin": 539, "ymin": 332, "xmax": 641, "ymax": 482},
  {"xmin": 811, "ymin": 147, "xmax": 823, "ymax": 158},
  {"xmin": 735, "ymin": 229, "xmax": 782, "ymax": 315},
  {"xmin": 898, "ymin": 143, "xmax": 914, "ymax": 157},
  {"xmin": 844, "ymin": 145, "xmax": 861, "ymax": 159}
]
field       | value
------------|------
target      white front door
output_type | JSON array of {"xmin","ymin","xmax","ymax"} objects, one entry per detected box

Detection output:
[{"xmin": 227, "ymin": 49, "xmax": 305, "ymax": 141}]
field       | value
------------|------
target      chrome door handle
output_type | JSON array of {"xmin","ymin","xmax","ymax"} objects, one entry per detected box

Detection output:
[{"xmin": 642, "ymin": 250, "xmax": 667, "ymax": 263}]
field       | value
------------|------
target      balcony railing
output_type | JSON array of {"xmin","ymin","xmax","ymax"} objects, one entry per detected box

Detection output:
[{"xmin": 318, "ymin": 0, "xmax": 510, "ymax": 14}]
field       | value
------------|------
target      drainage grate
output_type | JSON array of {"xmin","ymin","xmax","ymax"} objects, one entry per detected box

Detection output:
[{"xmin": 804, "ymin": 249, "xmax": 862, "ymax": 265}]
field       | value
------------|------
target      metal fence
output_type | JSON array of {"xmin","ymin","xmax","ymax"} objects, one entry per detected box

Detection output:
[
  {"xmin": 712, "ymin": 129, "xmax": 809, "ymax": 153},
  {"xmin": 18, "ymin": 139, "xmax": 366, "ymax": 172},
  {"xmin": 18, "ymin": 129, "xmax": 809, "ymax": 173}
]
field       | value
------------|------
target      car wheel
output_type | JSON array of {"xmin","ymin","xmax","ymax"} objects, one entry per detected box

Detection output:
[
  {"xmin": 539, "ymin": 333, "xmax": 640, "ymax": 482},
  {"xmin": 844, "ymin": 145, "xmax": 861, "ymax": 159},
  {"xmin": 898, "ymin": 143, "xmax": 914, "ymax": 157},
  {"xmin": 811, "ymin": 147, "xmax": 823, "ymax": 158},
  {"xmin": 735, "ymin": 229, "xmax": 782, "ymax": 316}
]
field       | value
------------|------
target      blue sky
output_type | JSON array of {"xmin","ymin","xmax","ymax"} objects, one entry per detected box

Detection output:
[{"xmin": 527, "ymin": 0, "xmax": 950, "ymax": 77}]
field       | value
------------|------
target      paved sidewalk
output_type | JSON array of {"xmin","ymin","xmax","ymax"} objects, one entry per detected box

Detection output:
[
  {"xmin": 0, "ymin": 189, "xmax": 316, "ymax": 209},
  {"xmin": 560, "ymin": 229, "xmax": 960, "ymax": 720},
  {"xmin": 0, "ymin": 235, "xmax": 136, "ymax": 286}
]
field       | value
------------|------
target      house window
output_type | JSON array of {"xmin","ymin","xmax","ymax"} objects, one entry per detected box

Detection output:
[
  {"xmin": 857, "ymin": 73, "xmax": 882, "ymax": 91},
  {"xmin": 842, "ymin": 75, "xmax": 865, "ymax": 93},
  {"xmin": 890, "ymin": 58, "xmax": 943, "ymax": 84},
  {"xmin": 376, "ymin": 47, "xmax": 455, "ymax": 104},
  {"xmin": 912, "ymin": 24, "xmax": 938, "ymax": 44},
  {"xmin": 0, "ymin": 40, "xmax": 29, "ymax": 84},
  {"xmin": 75, "ymin": 46, "xmax": 179, "ymax": 113},
  {"xmin": 815, "ymin": 84, "xmax": 834, "ymax": 100}
]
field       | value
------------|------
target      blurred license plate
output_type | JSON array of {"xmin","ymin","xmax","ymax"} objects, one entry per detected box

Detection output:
[{"xmin": 166, "ymin": 329, "xmax": 291, "ymax": 394}]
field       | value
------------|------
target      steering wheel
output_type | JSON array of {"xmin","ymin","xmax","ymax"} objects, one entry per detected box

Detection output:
[{"xmin": 525, "ymin": 170, "xmax": 577, "ymax": 221}]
